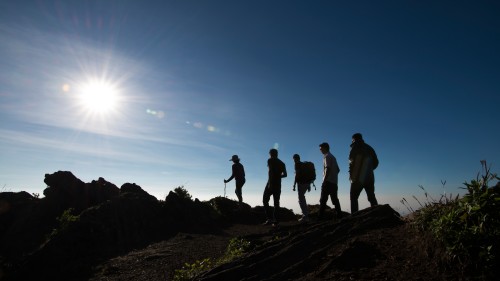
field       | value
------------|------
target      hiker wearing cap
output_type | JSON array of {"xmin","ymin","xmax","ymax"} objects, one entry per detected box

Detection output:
[
  {"xmin": 263, "ymin": 148, "xmax": 287, "ymax": 226},
  {"xmin": 349, "ymin": 133, "xmax": 379, "ymax": 213},
  {"xmin": 318, "ymin": 142, "xmax": 342, "ymax": 219},
  {"xmin": 224, "ymin": 155, "xmax": 246, "ymax": 204},
  {"xmin": 293, "ymin": 154, "xmax": 310, "ymax": 222}
]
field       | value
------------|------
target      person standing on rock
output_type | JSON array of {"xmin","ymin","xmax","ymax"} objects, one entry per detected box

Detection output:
[
  {"xmin": 349, "ymin": 133, "xmax": 379, "ymax": 213},
  {"xmin": 224, "ymin": 155, "xmax": 246, "ymax": 204},
  {"xmin": 263, "ymin": 148, "xmax": 287, "ymax": 226},
  {"xmin": 318, "ymin": 142, "xmax": 342, "ymax": 219},
  {"xmin": 292, "ymin": 154, "xmax": 310, "ymax": 222}
]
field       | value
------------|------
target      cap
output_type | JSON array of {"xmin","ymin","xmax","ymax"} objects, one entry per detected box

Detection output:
[{"xmin": 230, "ymin": 155, "xmax": 240, "ymax": 162}]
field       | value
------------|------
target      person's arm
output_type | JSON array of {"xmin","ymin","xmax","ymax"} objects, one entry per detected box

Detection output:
[
  {"xmin": 371, "ymin": 146, "xmax": 379, "ymax": 170},
  {"xmin": 348, "ymin": 148, "xmax": 358, "ymax": 183},
  {"xmin": 293, "ymin": 163, "xmax": 298, "ymax": 190},
  {"xmin": 323, "ymin": 156, "xmax": 331, "ymax": 186},
  {"xmin": 281, "ymin": 162, "xmax": 287, "ymax": 178},
  {"xmin": 323, "ymin": 166, "xmax": 331, "ymax": 186},
  {"xmin": 224, "ymin": 165, "xmax": 236, "ymax": 183}
]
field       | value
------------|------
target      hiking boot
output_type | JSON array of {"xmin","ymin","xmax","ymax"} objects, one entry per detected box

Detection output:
[
  {"xmin": 263, "ymin": 220, "xmax": 273, "ymax": 225},
  {"xmin": 272, "ymin": 221, "xmax": 279, "ymax": 227}
]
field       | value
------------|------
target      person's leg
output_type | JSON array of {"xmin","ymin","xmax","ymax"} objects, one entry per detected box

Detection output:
[
  {"xmin": 272, "ymin": 188, "xmax": 281, "ymax": 223},
  {"xmin": 262, "ymin": 184, "xmax": 272, "ymax": 221},
  {"xmin": 235, "ymin": 182, "xmax": 243, "ymax": 203},
  {"xmin": 318, "ymin": 182, "xmax": 331, "ymax": 218},
  {"xmin": 297, "ymin": 183, "xmax": 309, "ymax": 217},
  {"xmin": 329, "ymin": 182, "xmax": 342, "ymax": 216},
  {"xmin": 350, "ymin": 181, "xmax": 363, "ymax": 213},
  {"xmin": 365, "ymin": 177, "xmax": 378, "ymax": 207}
]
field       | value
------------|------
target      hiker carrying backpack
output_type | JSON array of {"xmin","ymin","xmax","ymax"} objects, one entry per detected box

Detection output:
[{"xmin": 301, "ymin": 161, "xmax": 316, "ymax": 190}]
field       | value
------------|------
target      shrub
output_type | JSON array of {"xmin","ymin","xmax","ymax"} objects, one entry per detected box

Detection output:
[
  {"xmin": 409, "ymin": 161, "xmax": 500, "ymax": 278},
  {"xmin": 219, "ymin": 237, "xmax": 252, "ymax": 263},
  {"xmin": 173, "ymin": 186, "xmax": 192, "ymax": 201},
  {"xmin": 47, "ymin": 208, "xmax": 80, "ymax": 239},
  {"xmin": 57, "ymin": 208, "xmax": 80, "ymax": 231}
]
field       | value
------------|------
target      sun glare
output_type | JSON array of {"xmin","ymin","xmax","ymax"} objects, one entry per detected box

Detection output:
[{"xmin": 78, "ymin": 80, "xmax": 119, "ymax": 114}]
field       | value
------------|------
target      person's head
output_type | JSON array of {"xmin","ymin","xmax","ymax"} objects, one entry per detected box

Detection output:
[
  {"xmin": 352, "ymin": 133, "xmax": 363, "ymax": 143},
  {"xmin": 319, "ymin": 142, "xmax": 330, "ymax": 154},
  {"xmin": 293, "ymin": 153, "xmax": 300, "ymax": 163},
  {"xmin": 269, "ymin": 148, "xmax": 278, "ymax": 158},
  {"xmin": 230, "ymin": 155, "xmax": 240, "ymax": 163}
]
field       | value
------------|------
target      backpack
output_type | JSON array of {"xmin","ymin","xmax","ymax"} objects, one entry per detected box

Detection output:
[{"xmin": 302, "ymin": 161, "xmax": 316, "ymax": 183}]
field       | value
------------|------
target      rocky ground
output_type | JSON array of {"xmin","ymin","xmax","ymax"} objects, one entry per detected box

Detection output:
[
  {"xmin": 89, "ymin": 206, "xmax": 463, "ymax": 281},
  {"xmin": 0, "ymin": 172, "xmax": 475, "ymax": 281}
]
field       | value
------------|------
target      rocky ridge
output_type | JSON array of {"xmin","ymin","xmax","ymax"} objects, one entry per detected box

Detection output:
[{"xmin": 0, "ymin": 171, "xmax": 464, "ymax": 280}]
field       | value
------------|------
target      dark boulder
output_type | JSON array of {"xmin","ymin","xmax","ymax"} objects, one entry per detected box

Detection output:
[
  {"xmin": 12, "ymin": 191, "xmax": 166, "ymax": 281},
  {"xmin": 163, "ymin": 191, "xmax": 224, "ymax": 233},
  {"xmin": 120, "ymin": 182, "xmax": 157, "ymax": 201},
  {"xmin": 0, "ymin": 192, "xmax": 44, "ymax": 260},
  {"xmin": 44, "ymin": 171, "xmax": 119, "ymax": 214}
]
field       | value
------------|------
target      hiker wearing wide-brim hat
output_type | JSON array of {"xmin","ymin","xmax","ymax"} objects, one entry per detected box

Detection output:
[{"xmin": 224, "ymin": 155, "xmax": 246, "ymax": 204}]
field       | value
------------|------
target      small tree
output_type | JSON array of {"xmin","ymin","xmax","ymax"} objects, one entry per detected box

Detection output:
[{"xmin": 174, "ymin": 186, "xmax": 192, "ymax": 201}]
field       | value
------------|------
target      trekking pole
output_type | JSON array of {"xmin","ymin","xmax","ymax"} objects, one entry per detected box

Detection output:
[{"xmin": 224, "ymin": 182, "xmax": 227, "ymax": 197}]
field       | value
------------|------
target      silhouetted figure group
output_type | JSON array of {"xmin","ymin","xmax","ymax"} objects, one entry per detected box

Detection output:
[{"xmin": 224, "ymin": 133, "xmax": 379, "ymax": 225}]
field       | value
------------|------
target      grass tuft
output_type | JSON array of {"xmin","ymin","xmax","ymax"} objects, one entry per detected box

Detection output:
[
  {"xmin": 405, "ymin": 160, "xmax": 499, "ymax": 279},
  {"xmin": 173, "ymin": 237, "xmax": 254, "ymax": 280}
]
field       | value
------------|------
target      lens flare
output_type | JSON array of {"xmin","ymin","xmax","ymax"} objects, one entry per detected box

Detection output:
[
  {"xmin": 146, "ymin": 109, "xmax": 165, "ymax": 119},
  {"xmin": 62, "ymin": 84, "xmax": 71, "ymax": 92}
]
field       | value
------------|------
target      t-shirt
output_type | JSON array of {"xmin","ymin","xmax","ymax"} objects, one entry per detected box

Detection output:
[
  {"xmin": 268, "ymin": 157, "xmax": 286, "ymax": 187},
  {"xmin": 323, "ymin": 152, "xmax": 340, "ymax": 184}
]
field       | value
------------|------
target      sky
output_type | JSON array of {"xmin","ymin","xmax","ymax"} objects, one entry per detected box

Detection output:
[{"xmin": 1, "ymin": 0, "xmax": 499, "ymax": 215}]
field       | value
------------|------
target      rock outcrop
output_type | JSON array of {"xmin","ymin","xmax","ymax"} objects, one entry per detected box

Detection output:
[{"xmin": 197, "ymin": 204, "xmax": 403, "ymax": 281}]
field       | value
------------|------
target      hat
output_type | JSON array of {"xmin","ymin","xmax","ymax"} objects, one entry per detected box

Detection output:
[{"xmin": 230, "ymin": 155, "xmax": 240, "ymax": 162}]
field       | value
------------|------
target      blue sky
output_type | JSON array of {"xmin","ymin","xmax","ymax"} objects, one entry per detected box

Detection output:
[{"xmin": 1, "ymin": 0, "xmax": 499, "ymax": 215}]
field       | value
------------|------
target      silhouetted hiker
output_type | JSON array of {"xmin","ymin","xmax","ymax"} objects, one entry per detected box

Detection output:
[
  {"xmin": 293, "ymin": 154, "xmax": 310, "ymax": 222},
  {"xmin": 263, "ymin": 148, "xmax": 287, "ymax": 226},
  {"xmin": 224, "ymin": 155, "xmax": 246, "ymax": 204},
  {"xmin": 318, "ymin": 142, "xmax": 342, "ymax": 219},
  {"xmin": 349, "ymin": 133, "xmax": 379, "ymax": 213}
]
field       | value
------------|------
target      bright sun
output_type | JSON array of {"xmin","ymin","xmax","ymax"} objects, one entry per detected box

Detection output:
[{"xmin": 78, "ymin": 80, "xmax": 119, "ymax": 114}]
